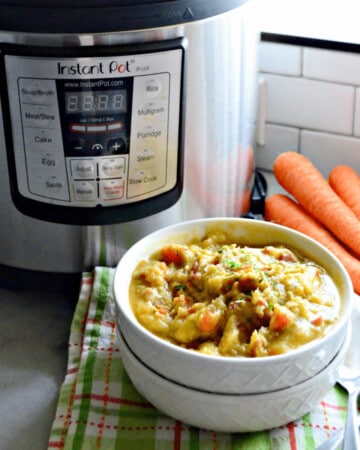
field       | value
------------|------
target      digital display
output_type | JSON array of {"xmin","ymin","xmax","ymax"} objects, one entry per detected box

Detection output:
[{"xmin": 65, "ymin": 90, "xmax": 127, "ymax": 114}]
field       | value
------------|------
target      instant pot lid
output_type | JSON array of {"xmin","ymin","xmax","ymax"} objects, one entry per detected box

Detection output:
[{"xmin": 0, "ymin": 0, "xmax": 249, "ymax": 34}]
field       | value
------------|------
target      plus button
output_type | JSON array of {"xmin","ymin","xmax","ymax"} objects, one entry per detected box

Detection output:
[{"xmin": 107, "ymin": 138, "xmax": 127, "ymax": 154}]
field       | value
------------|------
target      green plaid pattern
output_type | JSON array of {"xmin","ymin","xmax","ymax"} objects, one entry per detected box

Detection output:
[{"xmin": 48, "ymin": 267, "xmax": 349, "ymax": 450}]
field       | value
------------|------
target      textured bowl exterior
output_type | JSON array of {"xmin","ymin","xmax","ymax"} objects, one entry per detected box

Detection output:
[
  {"xmin": 117, "ymin": 325, "xmax": 350, "ymax": 433},
  {"xmin": 114, "ymin": 218, "xmax": 352, "ymax": 394}
]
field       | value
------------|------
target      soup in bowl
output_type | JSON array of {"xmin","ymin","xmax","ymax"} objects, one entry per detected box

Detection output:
[{"xmin": 114, "ymin": 218, "xmax": 352, "ymax": 394}]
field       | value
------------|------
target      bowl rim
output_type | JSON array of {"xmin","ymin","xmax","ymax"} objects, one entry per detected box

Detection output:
[
  {"xmin": 114, "ymin": 217, "xmax": 353, "ymax": 365},
  {"xmin": 117, "ymin": 320, "xmax": 351, "ymax": 399}
]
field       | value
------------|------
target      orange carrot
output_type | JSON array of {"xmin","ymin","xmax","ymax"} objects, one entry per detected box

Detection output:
[
  {"xmin": 161, "ymin": 245, "xmax": 185, "ymax": 266},
  {"xmin": 265, "ymin": 193, "xmax": 360, "ymax": 294},
  {"xmin": 273, "ymin": 152, "xmax": 360, "ymax": 257},
  {"xmin": 311, "ymin": 316, "xmax": 323, "ymax": 326},
  {"xmin": 269, "ymin": 307, "xmax": 292, "ymax": 332},
  {"xmin": 199, "ymin": 310, "xmax": 220, "ymax": 333},
  {"xmin": 329, "ymin": 165, "xmax": 360, "ymax": 220}
]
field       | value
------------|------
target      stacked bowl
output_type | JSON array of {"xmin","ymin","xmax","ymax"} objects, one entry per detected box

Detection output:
[{"xmin": 114, "ymin": 218, "xmax": 352, "ymax": 433}]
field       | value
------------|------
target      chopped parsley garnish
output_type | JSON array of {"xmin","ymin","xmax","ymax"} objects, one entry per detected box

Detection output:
[
  {"xmin": 222, "ymin": 259, "xmax": 242, "ymax": 270},
  {"xmin": 174, "ymin": 284, "xmax": 186, "ymax": 291}
]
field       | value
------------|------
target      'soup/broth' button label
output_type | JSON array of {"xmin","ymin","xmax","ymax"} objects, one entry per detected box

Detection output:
[{"xmin": 18, "ymin": 78, "xmax": 57, "ymax": 105}]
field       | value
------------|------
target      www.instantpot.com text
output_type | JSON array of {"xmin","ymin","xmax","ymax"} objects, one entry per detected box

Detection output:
[{"xmin": 63, "ymin": 79, "xmax": 125, "ymax": 89}]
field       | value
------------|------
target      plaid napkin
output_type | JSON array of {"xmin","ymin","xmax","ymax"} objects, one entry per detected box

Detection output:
[{"xmin": 48, "ymin": 267, "xmax": 350, "ymax": 450}]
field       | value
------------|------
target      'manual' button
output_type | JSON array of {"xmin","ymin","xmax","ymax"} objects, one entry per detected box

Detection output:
[{"xmin": 74, "ymin": 181, "xmax": 97, "ymax": 201}]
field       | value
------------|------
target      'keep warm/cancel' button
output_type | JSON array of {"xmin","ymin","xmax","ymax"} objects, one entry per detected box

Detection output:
[{"xmin": 100, "ymin": 179, "xmax": 125, "ymax": 200}]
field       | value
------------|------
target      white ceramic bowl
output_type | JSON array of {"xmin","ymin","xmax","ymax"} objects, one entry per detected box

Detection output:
[
  {"xmin": 117, "ymin": 324, "xmax": 350, "ymax": 433},
  {"xmin": 114, "ymin": 218, "xmax": 352, "ymax": 394}
]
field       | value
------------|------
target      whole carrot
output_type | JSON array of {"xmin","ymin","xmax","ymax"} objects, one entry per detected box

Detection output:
[
  {"xmin": 329, "ymin": 165, "xmax": 360, "ymax": 220},
  {"xmin": 265, "ymin": 193, "xmax": 360, "ymax": 294},
  {"xmin": 273, "ymin": 152, "xmax": 360, "ymax": 258}
]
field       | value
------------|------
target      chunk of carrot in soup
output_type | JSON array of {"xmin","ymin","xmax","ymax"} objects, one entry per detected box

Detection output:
[{"xmin": 161, "ymin": 246, "xmax": 185, "ymax": 266}]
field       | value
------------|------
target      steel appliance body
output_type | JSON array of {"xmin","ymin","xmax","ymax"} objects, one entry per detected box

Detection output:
[{"xmin": 0, "ymin": 0, "xmax": 258, "ymax": 283}]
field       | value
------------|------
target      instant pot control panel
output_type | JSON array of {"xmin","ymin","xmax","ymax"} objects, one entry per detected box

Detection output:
[{"xmin": 0, "ymin": 40, "xmax": 185, "ymax": 224}]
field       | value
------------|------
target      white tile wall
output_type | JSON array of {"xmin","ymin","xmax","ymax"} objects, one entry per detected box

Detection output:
[
  {"xmin": 256, "ymin": 38, "xmax": 360, "ymax": 176},
  {"xmin": 258, "ymin": 42, "xmax": 302, "ymax": 76},
  {"xmin": 303, "ymin": 48, "xmax": 360, "ymax": 84},
  {"xmin": 262, "ymin": 74, "xmax": 354, "ymax": 134}
]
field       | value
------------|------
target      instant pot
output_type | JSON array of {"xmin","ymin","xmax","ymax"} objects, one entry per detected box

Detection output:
[{"xmin": 0, "ymin": 0, "xmax": 258, "ymax": 286}]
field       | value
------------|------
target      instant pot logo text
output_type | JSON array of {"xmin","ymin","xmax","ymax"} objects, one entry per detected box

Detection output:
[{"xmin": 57, "ymin": 60, "xmax": 132, "ymax": 76}]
